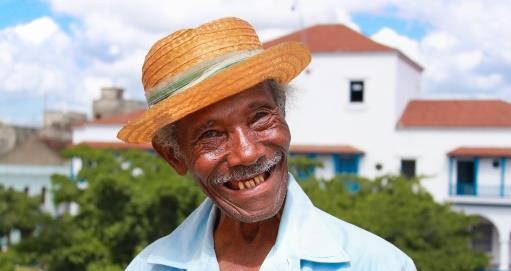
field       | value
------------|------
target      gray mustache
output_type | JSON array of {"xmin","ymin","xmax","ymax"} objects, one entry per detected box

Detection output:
[{"xmin": 211, "ymin": 152, "xmax": 282, "ymax": 184}]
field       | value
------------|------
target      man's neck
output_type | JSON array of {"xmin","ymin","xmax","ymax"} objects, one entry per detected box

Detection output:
[{"xmin": 213, "ymin": 210, "xmax": 282, "ymax": 271}]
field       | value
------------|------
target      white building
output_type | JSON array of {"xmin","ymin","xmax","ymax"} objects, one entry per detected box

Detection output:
[
  {"xmin": 72, "ymin": 24, "xmax": 511, "ymax": 270},
  {"xmin": 0, "ymin": 124, "xmax": 70, "ymax": 215}
]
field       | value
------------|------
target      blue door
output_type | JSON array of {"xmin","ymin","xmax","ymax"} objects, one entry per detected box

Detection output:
[{"xmin": 457, "ymin": 160, "xmax": 475, "ymax": 195}]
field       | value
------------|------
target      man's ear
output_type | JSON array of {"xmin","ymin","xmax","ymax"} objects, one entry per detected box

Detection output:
[{"xmin": 152, "ymin": 140, "xmax": 188, "ymax": 175}]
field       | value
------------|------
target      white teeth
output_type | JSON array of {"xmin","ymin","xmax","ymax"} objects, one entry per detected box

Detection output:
[
  {"xmin": 258, "ymin": 175, "xmax": 264, "ymax": 183},
  {"xmin": 236, "ymin": 175, "xmax": 265, "ymax": 190}
]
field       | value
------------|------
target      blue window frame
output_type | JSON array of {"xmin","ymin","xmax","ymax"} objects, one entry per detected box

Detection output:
[
  {"xmin": 455, "ymin": 158, "xmax": 478, "ymax": 196},
  {"xmin": 333, "ymin": 154, "xmax": 361, "ymax": 193},
  {"xmin": 334, "ymin": 154, "xmax": 359, "ymax": 175}
]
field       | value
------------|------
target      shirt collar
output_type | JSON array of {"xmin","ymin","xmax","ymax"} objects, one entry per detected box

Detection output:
[
  {"xmin": 146, "ymin": 198, "xmax": 217, "ymax": 269},
  {"xmin": 146, "ymin": 173, "xmax": 351, "ymax": 268},
  {"xmin": 276, "ymin": 174, "xmax": 351, "ymax": 263}
]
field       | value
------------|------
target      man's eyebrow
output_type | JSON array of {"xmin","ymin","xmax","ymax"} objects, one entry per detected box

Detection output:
[
  {"xmin": 195, "ymin": 120, "xmax": 216, "ymax": 133},
  {"xmin": 247, "ymin": 100, "xmax": 274, "ymax": 109}
]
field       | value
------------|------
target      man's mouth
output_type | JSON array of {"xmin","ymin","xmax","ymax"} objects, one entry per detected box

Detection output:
[{"xmin": 224, "ymin": 164, "xmax": 276, "ymax": 190}]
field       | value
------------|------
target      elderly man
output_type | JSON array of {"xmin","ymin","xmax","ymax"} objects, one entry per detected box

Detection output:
[{"xmin": 119, "ymin": 17, "xmax": 416, "ymax": 271}]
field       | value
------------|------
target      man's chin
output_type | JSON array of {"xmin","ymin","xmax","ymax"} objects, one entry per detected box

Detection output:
[{"xmin": 219, "ymin": 175, "xmax": 288, "ymax": 224}]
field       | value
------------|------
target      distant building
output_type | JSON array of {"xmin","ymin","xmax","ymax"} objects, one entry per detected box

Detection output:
[
  {"xmin": 71, "ymin": 24, "xmax": 511, "ymax": 270},
  {"xmin": 267, "ymin": 24, "xmax": 511, "ymax": 270},
  {"xmin": 0, "ymin": 123, "xmax": 69, "ymax": 214},
  {"xmin": 39, "ymin": 110, "xmax": 87, "ymax": 142},
  {"xmin": 0, "ymin": 85, "xmax": 145, "ymax": 209},
  {"xmin": 93, "ymin": 87, "xmax": 146, "ymax": 120}
]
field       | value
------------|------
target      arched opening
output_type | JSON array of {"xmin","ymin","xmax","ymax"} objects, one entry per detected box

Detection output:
[{"xmin": 470, "ymin": 216, "xmax": 499, "ymax": 269}]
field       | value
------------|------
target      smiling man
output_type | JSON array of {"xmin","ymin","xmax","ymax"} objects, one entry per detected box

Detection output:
[{"xmin": 119, "ymin": 17, "xmax": 416, "ymax": 271}]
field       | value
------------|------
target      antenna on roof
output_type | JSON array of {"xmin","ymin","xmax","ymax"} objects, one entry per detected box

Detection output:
[
  {"xmin": 291, "ymin": 0, "xmax": 307, "ymax": 45},
  {"xmin": 42, "ymin": 89, "xmax": 48, "ymax": 128}
]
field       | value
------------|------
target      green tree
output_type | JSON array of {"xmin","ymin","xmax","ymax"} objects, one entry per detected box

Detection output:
[
  {"xmin": 0, "ymin": 148, "xmax": 489, "ymax": 271},
  {"xmin": 0, "ymin": 185, "xmax": 45, "ymax": 244},
  {"xmin": 288, "ymin": 155, "xmax": 323, "ymax": 180},
  {"xmin": 300, "ymin": 175, "xmax": 489, "ymax": 271},
  {"xmin": 0, "ymin": 147, "xmax": 205, "ymax": 270},
  {"xmin": 11, "ymin": 146, "xmax": 205, "ymax": 271}
]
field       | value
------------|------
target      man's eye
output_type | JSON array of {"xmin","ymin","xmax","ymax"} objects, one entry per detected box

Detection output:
[
  {"xmin": 253, "ymin": 111, "xmax": 269, "ymax": 121},
  {"xmin": 200, "ymin": 130, "xmax": 221, "ymax": 139}
]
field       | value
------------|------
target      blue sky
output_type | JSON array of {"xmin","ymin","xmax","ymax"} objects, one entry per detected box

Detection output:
[
  {"xmin": 352, "ymin": 12, "xmax": 427, "ymax": 40},
  {"xmin": 0, "ymin": 0, "xmax": 510, "ymax": 126}
]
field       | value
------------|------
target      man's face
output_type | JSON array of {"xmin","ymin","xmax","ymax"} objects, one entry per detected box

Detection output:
[{"xmin": 171, "ymin": 82, "xmax": 290, "ymax": 223}]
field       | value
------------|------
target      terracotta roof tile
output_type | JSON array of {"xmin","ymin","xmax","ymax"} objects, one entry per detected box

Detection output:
[
  {"xmin": 264, "ymin": 24, "xmax": 392, "ymax": 52},
  {"xmin": 74, "ymin": 109, "xmax": 146, "ymax": 127},
  {"xmin": 397, "ymin": 100, "xmax": 511, "ymax": 128},
  {"xmin": 448, "ymin": 147, "xmax": 511, "ymax": 158},
  {"xmin": 263, "ymin": 24, "xmax": 422, "ymax": 71},
  {"xmin": 290, "ymin": 144, "xmax": 363, "ymax": 154}
]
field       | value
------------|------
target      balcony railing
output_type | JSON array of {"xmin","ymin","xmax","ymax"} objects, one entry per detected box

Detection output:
[{"xmin": 450, "ymin": 183, "xmax": 511, "ymax": 198}]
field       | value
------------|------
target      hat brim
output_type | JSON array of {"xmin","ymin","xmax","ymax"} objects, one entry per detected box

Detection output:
[{"xmin": 117, "ymin": 42, "xmax": 311, "ymax": 143}]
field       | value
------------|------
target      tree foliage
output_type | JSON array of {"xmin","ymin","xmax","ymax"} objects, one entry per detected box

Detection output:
[
  {"xmin": 299, "ymin": 175, "xmax": 489, "ymax": 271},
  {"xmin": 0, "ymin": 148, "xmax": 489, "ymax": 270},
  {"xmin": 0, "ymin": 185, "xmax": 46, "ymax": 243},
  {"xmin": 0, "ymin": 146, "xmax": 204, "ymax": 271}
]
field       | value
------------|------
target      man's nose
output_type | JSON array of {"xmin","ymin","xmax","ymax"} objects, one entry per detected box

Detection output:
[{"xmin": 227, "ymin": 127, "xmax": 264, "ymax": 167}]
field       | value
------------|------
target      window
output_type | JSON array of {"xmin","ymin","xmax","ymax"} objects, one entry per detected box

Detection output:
[
  {"xmin": 349, "ymin": 80, "xmax": 364, "ymax": 103},
  {"xmin": 401, "ymin": 159, "xmax": 416, "ymax": 179},
  {"xmin": 456, "ymin": 160, "xmax": 476, "ymax": 195},
  {"xmin": 334, "ymin": 154, "xmax": 359, "ymax": 175},
  {"xmin": 41, "ymin": 186, "xmax": 47, "ymax": 204}
]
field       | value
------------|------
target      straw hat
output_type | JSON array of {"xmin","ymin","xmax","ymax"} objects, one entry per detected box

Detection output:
[{"xmin": 117, "ymin": 17, "xmax": 311, "ymax": 143}]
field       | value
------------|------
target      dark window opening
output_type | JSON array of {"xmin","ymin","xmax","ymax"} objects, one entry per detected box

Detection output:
[
  {"xmin": 349, "ymin": 81, "xmax": 364, "ymax": 103},
  {"xmin": 41, "ymin": 186, "xmax": 47, "ymax": 204},
  {"xmin": 457, "ymin": 160, "xmax": 475, "ymax": 195},
  {"xmin": 401, "ymin": 159, "xmax": 416, "ymax": 179}
]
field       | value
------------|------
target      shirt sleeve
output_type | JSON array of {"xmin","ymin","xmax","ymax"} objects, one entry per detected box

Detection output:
[{"xmin": 401, "ymin": 255, "xmax": 417, "ymax": 271}]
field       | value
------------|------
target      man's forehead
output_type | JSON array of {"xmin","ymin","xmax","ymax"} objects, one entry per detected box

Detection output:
[{"xmin": 178, "ymin": 82, "xmax": 274, "ymax": 124}]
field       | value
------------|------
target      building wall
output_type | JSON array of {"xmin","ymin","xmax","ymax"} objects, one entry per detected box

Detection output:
[
  {"xmin": 453, "ymin": 204, "xmax": 511, "ymax": 269},
  {"xmin": 72, "ymin": 124, "xmax": 123, "ymax": 144},
  {"xmin": 395, "ymin": 56, "xmax": 421, "ymax": 121},
  {"xmin": 314, "ymin": 154, "xmax": 335, "ymax": 180},
  {"xmin": 0, "ymin": 164, "xmax": 69, "ymax": 214},
  {"xmin": 391, "ymin": 129, "xmax": 511, "ymax": 201},
  {"xmin": 478, "ymin": 158, "xmax": 504, "ymax": 193},
  {"xmin": 288, "ymin": 52, "xmax": 399, "ymax": 146},
  {"xmin": 92, "ymin": 87, "xmax": 146, "ymax": 119}
]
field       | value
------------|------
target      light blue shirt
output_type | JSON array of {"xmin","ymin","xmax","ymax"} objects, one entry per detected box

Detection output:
[{"xmin": 126, "ymin": 174, "xmax": 416, "ymax": 271}]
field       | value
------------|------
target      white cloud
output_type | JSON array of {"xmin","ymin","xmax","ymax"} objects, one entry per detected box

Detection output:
[
  {"xmin": 11, "ymin": 17, "xmax": 59, "ymax": 45},
  {"xmin": 421, "ymin": 31, "xmax": 459, "ymax": 51},
  {"xmin": 371, "ymin": 27, "xmax": 422, "ymax": 64},
  {"xmin": 2, "ymin": 0, "xmax": 511, "ymax": 126},
  {"xmin": 472, "ymin": 73, "xmax": 503, "ymax": 90},
  {"xmin": 456, "ymin": 50, "xmax": 483, "ymax": 72},
  {"xmin": 0, "ymin": 17, "xmax": 74, "ymax": 95}
]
